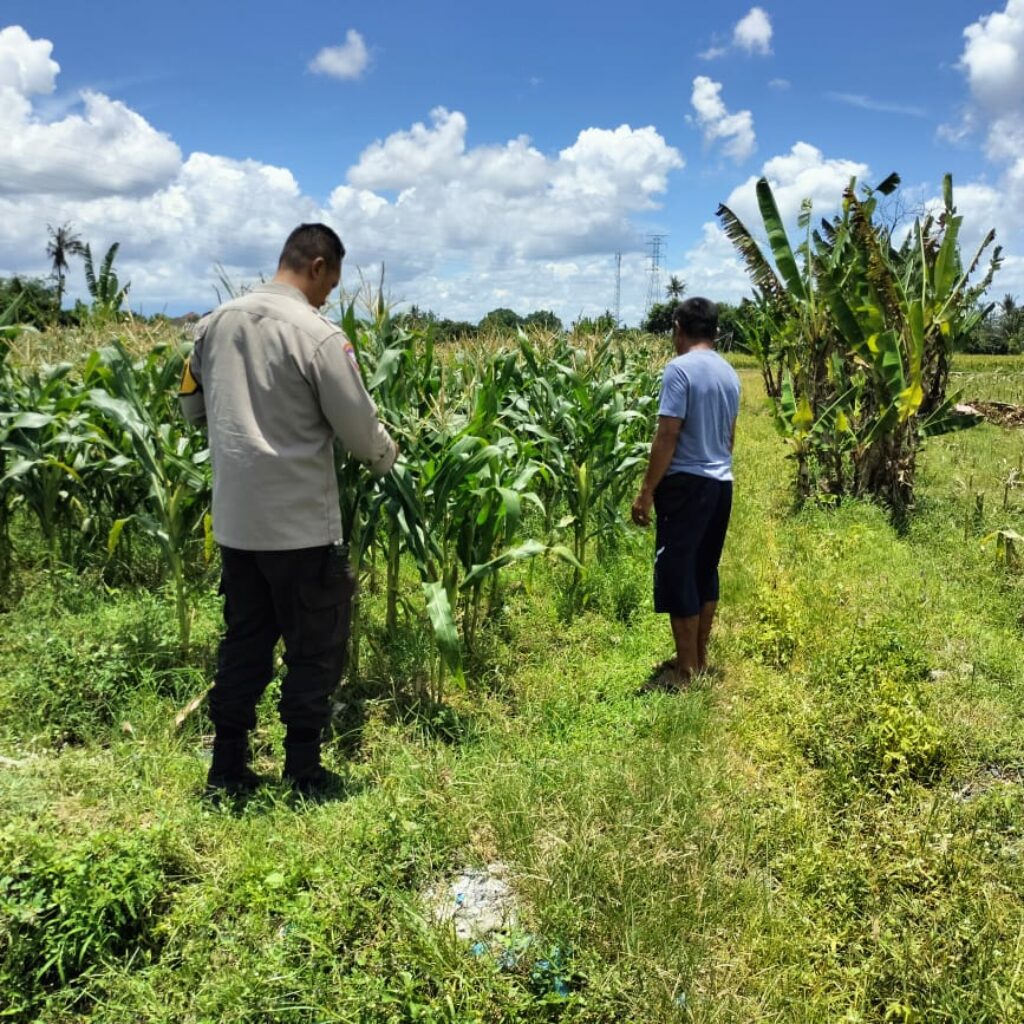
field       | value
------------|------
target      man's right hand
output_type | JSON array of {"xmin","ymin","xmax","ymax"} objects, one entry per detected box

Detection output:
[{"xmin": 631, "ymin": 490, "xmax": 653, "ymax": 527}]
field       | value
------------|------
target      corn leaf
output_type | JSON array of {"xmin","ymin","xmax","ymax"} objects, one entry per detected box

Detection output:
[{"xmin": 422, "ymin": 580, "xmax": 463, "ymax": 686}]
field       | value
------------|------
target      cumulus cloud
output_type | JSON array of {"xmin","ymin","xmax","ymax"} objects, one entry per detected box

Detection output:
[
  {"xmin": 724, "ymin": 141, "xmax": 869, "ymax": 227},
  {"xmin": 381, "ymin": 251, "xmax": 655, "ymax": 327},
  {"xmin": 700, "ymin": 7, "xmax": 773, "ymax": 60},
  {"xmin": 690, "ymin": 76, "xmax": 756, "ymax": 162},
  {"xmin": 931, "ymin": 1, "xmax": 1024, "ymax": 297},
  {"xmin": 334, "ymin": 108, "xmax": 683, "ymax": 268},
  {"xmin": 0, "ymin": 152, "xmax": 319, "ymax": 306},
  {"xmin": 675, "ymin": 221, "xmax": 753, "ymax": 303},
  {"xmin": 959, "ymin": 0, "xmax": 1024, "ymax": 111},
  {"xmin": 947, "ymin": 0, "xmax": 1024, "ymax": 161},
  {"xmin": 0, "ymin": 24, "xmax": 181, "ymax": 199},
  {"xmin": 0, "ymin": 25, "xmax": 59, "ymax": 94},
  {"xmin": 733, "ymin": 7, "xmax": 773, "ymax": 55},
  {"xmin": 0, "ymin": 89, "xmax": 182, "ymax": 199},
  {"xmin": 309, "ymin": 30, "xmax": 371, "ymax": 81},
  {"xmin": 671, "ymin": 143, "xmax": 869, "ymax": 306},
  {"xmin": 0, "ymin": 29, "xmax": 686, "ymax": 321}
]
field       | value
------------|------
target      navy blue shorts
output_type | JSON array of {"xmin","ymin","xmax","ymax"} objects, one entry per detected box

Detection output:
[{"xmin": 653, "ymin": 472, "xmax": 733, "ymax": 618}]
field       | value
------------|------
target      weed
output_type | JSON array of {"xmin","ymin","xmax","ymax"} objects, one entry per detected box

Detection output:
[
  {"xmin": 738, "ymin": 575, "xmax": 800, "ymax": 668},
  {"xmin": 0, "ymin": 825, "xmax": 182, "ymax": 1022}
]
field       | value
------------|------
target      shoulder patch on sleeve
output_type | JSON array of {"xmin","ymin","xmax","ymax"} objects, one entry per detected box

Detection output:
[{"xmin": 342, "ymin": 340, "xmax": 360, "ymax": 368}]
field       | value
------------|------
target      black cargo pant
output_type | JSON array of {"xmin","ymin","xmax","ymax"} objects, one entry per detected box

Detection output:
[{"xmin": 209, "ymin": 544, "xmax": 355, "ymax": 734}]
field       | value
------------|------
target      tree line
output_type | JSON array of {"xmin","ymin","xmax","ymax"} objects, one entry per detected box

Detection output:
[
  {"xmin": 3, "ymin": 223, "xmax": 129, "ymax": 329},
  {"xmin": 3, "ymin": 221, "xmax": 1020, "ymax": 355}
]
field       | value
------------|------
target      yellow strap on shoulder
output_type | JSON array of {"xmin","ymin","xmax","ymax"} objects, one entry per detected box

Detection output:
[{"xmin": 179, "ymin": 358, "xmax": 200, "ymax": 396}]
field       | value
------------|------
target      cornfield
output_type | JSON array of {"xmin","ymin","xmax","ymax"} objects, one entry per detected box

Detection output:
[{"xmin": 0, "ymin": 311, "xmax": 660, "ymax": 699}]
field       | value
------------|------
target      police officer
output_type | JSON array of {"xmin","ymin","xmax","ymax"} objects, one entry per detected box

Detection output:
[{"xmin": 180, "ymin": 223, "xmax": 397, "ymax": 798}]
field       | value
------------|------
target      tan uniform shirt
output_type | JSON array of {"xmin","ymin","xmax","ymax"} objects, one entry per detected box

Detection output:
[{"xmin": 178, "ymin": 282, "xmax": 397, "ymax": 550}]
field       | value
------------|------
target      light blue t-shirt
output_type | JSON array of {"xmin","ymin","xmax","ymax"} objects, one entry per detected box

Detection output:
[{"xmin": 658, "ymin": 348, "xmax": 741, "ymax": 482}]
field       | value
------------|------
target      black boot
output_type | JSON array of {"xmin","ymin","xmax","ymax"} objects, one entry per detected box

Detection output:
[
  {"xmin": 283, "ymin": 738, "xmax": 344, "ymax": 800},
  {"xmin": 205, "ymin": 736, "xmax": 263, "ymax": 800}
]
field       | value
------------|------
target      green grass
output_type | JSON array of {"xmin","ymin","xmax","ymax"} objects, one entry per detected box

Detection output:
[
  {"xmin": 949, "ymin": 353, "xmax": 1024, "ymax": 405},
  {"xmin": 1, "ymin": 358, "xmax": 1023, "ymax": 1021}
]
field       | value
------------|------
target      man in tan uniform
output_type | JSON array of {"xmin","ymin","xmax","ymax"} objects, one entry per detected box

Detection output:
[{"xmin": 180, "ymin": 223, "xmax": 397, "ymax": 799}]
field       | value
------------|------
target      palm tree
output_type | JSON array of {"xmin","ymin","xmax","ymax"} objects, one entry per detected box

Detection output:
[
  {"xmin": 45, "ymin": 223, "xmax": 86, "ymax": 316},
  {"xmin": 665, "ymin": 275, "xmax": 686, "ymax": 302}
]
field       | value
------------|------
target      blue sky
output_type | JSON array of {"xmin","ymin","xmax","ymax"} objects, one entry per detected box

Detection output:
[{"xmin": 1, "ymin": 1, "xmax": 1021, "ymax": 323}]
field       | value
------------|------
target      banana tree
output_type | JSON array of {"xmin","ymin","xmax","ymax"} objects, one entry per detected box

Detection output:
[
  {"xmin": 83, "ymin": 243, "xmax": 130, "ymax": 323},
  {"xmin": 717, "ymin": 172, "xmax": 997, "ymax": 518}
]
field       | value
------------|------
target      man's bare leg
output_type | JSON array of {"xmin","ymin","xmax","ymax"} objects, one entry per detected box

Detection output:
[
  {"xmin": 697, "ymin": 601, "xmax": 718, "ymax": 673},
  {"xmin": 670, "ymin": 614, "xmax": 700, "ymax": 686}
]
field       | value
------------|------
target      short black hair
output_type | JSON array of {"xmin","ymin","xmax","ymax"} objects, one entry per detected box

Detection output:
[
  {"xmin": 672, "ymin": 297, "xmax": 718, "ymax": 342},
  {"xmin": 278, "ymin": 223, "xmax": 345, "ymax": 273}
]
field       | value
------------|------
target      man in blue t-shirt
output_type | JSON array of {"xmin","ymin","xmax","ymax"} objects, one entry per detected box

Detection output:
[{"xmin": 631, "ymin": 297, "xmax": 741, "ymax": 689}]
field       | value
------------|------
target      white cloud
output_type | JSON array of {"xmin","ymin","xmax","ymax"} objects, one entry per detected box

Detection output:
[
  {"xmin": 670, "ymin": 142, "xmax": 871, "ymax": 309},
  {"xmin": 937, "ymin": 107, "xmax": 976, "ymax": 145},
  {"xmin": 0, "ymin": 152, "xmax": 318, "ymax": 307},
  {"xmin": 383, "ymin": 251, "xmax": 654, "ymax": 326},
  {"xmin": 700, "ymin": 7, "xmax": 774, "ymax": 60},
  {"xmin": 769, "ymin": 77, "xmax": 790, "ymax": 90},
  {"xmin": 335, "ymin": 108, "xmax": 683, "ymax": 271},
  {"xmin": 690, "ymin": 76, "xmax": 756, "ymax": 162},
  {"xmin": 960, "ymin": 0, "xmax": 1024, "ymax": 111},
  {"xmin": 0, "ymin": 24, "xmax": 180, "ymax": 200},
  {"xmin": 309, "ymin": 29, "xmax": 370, "ymax": 81},
  {"xmin": 733, "ymin": 7, "xmax": 773, "ymax": 55},
  {"xmin": 724, "ymin": 142, "xmax": 869, "ymax": 227},
  {"xmin": 0, "ymin": 88, "xmax": 182, "ymax": 198},
  {"xmin": 0, "ymin": 25, "xmax": 58, "ymax": 95},
  {"xmin": 0, "ymin": 30, "xmax": 686, "ymax": 322},
  {"xmin": 930, "ymin": 1, "xmax": 1024, "ymax": 299},
  {"xmin": 826, "ymin": 92, "xmax": 927, "ymax": 118},
  {"xmin": 952, "ymin": 0, "xmax": 1024, "ymax": 162},
  {"xmin": 675, "ymin": 221, "xmax": 753, "ymax": 303}
]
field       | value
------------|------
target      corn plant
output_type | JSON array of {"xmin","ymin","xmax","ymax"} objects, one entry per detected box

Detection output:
[
  {"xmin": 0, "ymin": 362, "xmax": 102, "ymax": 566},
  {"xmin": 511, "ymin": 334, "xmax": 649, "ymax": 595},
  {"xmin": 83, "ymin": 340, "xmax": 210, "ymax": 650},
  {"xmin": 337, "ymin": 310, "xmax": 577, "ymax": 696}
]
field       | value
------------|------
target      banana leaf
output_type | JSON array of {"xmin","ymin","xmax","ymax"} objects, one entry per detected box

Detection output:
[{"xmin": 757, "ymin": 177, "xmax": 809, "ymax": 302}]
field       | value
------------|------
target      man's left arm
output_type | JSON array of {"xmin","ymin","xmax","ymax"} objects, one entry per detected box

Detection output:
[
  {"xmin": 631, "ymin": 416, "xmax": 683, "ymax": 526},
  {"xmin": 310, "ymin": 333, "xmax": 398, "ymax": 476}
]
